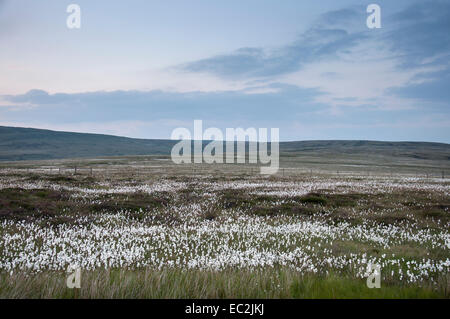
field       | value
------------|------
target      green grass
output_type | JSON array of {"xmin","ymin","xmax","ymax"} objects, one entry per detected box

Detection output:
[{"xmin": 0, "ymin": 268, "xmax": 446, "ymax": 299}]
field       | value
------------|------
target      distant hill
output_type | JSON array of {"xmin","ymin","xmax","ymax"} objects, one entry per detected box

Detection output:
[
  {"xmin": 0, "ymin": 126, "xmax": 449, "ymax": 162},
  {"xmin": 280, "ymin": 140, "xmax": 450, "ymax": 161},
  {"xmin": 0, "ymin": 126, "xmax": 176, "ymax": 161}
]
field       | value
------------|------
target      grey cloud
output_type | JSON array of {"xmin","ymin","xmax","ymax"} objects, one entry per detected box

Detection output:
[
  {"xmin": 180, "ymin": 1, "xmax": 450, "ymax": 82},
  {"xmin": 179, "ymin": 7, "xmax": 368, "ymax": 79},
  {"xmin": 385, "ymin": 1, "xmax": 450, "ymax": 67}
]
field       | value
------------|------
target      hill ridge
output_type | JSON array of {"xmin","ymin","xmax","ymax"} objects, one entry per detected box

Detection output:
[{"xmin": 1, "ymin": 126, "xmax": 449, "ymax": 162}]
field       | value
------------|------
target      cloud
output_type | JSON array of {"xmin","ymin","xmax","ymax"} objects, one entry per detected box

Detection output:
[
  {"xmin": 1, "ymin": 83, "xmax": 449, "ymax": 142},
  {"xmin": 179, "ymin": 7, "xmax": 367, "ymax": 79},
  {"xmin": 180, "ymin": 1, "xmax": 450, "ymax": 82},
  {"xmin": 0, "ymin": 85, "xmax": 325, "ymax": 124},
  {"xmin": 176, "ymin": 1, "xmax": 450, "ymax": 112},
  {"xmin": 384, "ymin": 0, "xmax": 450, "ymax": 68},
  {"xmin": 316, "ymin": 7, "xmax": 362, "ymax": 27},
  {"xmin": 388, "ymin": 68, "xmax": 450, "ymax": 106},
  {"xmin": 375, "ymin": 0, "xmax": 450, "ymax": 107}
]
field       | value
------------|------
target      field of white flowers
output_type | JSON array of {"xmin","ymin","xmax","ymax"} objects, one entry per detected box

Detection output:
[{"xmin": 0, "ymin": 169, "xmax": 448, "ymax": 294}]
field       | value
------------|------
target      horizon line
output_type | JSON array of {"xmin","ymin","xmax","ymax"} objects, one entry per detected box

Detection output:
[{"xmin": 1, "ymin": 125, "xmax": 449, "ymax": 145}]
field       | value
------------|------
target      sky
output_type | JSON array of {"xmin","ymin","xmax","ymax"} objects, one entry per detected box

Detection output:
[{"xmin": 0, "ymin": 0, "xmax": 449, "ymax": 142}]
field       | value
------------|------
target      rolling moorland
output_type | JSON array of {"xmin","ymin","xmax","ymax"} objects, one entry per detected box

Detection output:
[
  {"xmin": 1, "ymin": 126, "xmax": 450, "ymax": 163},
  {"xmin": 0, "ymin": 126, "xmax": 448, "ymax": 298}
]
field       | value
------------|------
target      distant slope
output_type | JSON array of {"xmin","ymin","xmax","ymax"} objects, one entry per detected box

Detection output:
[
  {"xmin": 0, "ymin": 126, "xmax": 176, "ymax": 161},
  {"xmin": 281, "ymin": 140, "xmax": 450, "ymax": 161},
  {"xmin": 1, "ymin": 126, "xmax": 449, "ymax": 162}
]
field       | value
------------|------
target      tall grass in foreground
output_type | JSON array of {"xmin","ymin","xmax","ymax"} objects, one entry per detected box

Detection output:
[{"xmin": 0, "ymin": 268, "xmax": 447, "ymax": 299}]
